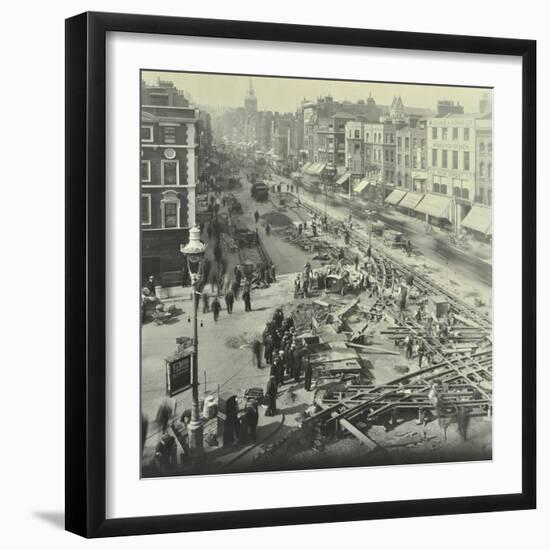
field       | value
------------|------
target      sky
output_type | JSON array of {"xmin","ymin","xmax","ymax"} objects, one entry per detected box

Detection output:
[{"xmin": 143, "ymin": 70, "xmax": 491, "ymax": 114}]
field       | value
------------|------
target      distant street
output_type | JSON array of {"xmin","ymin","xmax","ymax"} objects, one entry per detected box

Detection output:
[{"xmin": 269, "ymin": 172, "xmax": 492, "ymax": 288}]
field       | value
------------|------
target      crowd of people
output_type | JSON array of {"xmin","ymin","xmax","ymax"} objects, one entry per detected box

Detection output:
[{"xmin": 262, "ymin": 307, "xmax": 313, "ymax": 416}]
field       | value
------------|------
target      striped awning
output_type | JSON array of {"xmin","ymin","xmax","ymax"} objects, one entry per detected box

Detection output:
[
  {"xmin": 384, "ymin": 189, "xmax": 407, "ymax": 205},
  {"xmin": 414, "ymin": 193, "xmax": 452, "ymax": 220},
  {"xmin": 398, "ymin": 192, "xmax": 424, "ymax": 210},
  {"xmin": 353, "ymin": 179, "xmax": 371, "ymax": 193},
  {"xmin": 461, "ymin": 204, "xmax": 492, "ymax": 235}
]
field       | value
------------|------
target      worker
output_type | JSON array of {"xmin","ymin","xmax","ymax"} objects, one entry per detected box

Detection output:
[
  {"xmin": 246, "ymin": 401, "xmax": 259, "ymax": 442},
  {"xmin": 254, "ymin": 210, "xmax": 260, "ymax": 224},
  {"xmin": 418, "ymin": 340, "xmax": 426, "ymax": 368},
  {"xmin": 252, "ymin": 339, "xmax": 262, "ymax": 368},
  {"xmin": 405, "ymin": 335, "xmax": 414, "ymax": 360}
]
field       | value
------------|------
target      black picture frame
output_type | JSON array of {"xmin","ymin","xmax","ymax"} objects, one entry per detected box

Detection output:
[{"xmin": 65, "ymin": 11, "xmax": 536, "ymax": 538}]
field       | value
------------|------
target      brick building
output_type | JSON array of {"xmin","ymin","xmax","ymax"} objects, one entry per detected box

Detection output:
[{"xmin": 141, "ymin": 81, "xmax": 201, "ymax": 285}]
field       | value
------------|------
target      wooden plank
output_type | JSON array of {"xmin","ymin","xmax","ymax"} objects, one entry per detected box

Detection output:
[{"xmin": 338, "ymin": 417, "xmax": 378, "ymax": 450}]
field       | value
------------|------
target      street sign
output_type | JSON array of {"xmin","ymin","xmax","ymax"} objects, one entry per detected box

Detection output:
[{"xmin": 165, "ymin": 349, "xmax": 192, "ymax": 397}]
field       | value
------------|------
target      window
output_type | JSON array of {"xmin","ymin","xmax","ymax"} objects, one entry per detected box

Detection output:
[
  {"xmin": 452, "ymin": 128, "xmax": 458, "ymax": 140},
  {"xmin": 161, "ymin": 160, "xmax": 179, "ymax": 186},
  {"xmin": 390, "ymin": 134, "xmax": 394, "ymax": 144},
  {"xmin": 461, "ymin": 188, "xmax": 469, "ymax": 200},
  {"xmin": 463, "ymin": 128, "xmax": 470, "ymax": 141},
  {"xmin": 452, "ymin": 151, "xmax": 458, "ymax": 169},
  {"xmin": 433, "ymin": 183, "xmax": 440, "ymax": 193},
  {"xmin": 164, "ymin": 203, "xmax": 178, "ymax": 228},
  {"xmin": 366, "ymin": 132, "xmax": 370, "ymax": 142},
  {"xmin": 163, "ymin": 126, "xmax": 177, "ymax": 144},
  {"xmin": 405, "ymin": 137, "xmax": 410, "ymax": 149},
  {"xmin": 442, "ymin": 150, "xmax": 448, "ymax": 168},
  {"xmin": 480, "ymin": 142, "xmax": 485, "ymax": 153},
  {"xmin": 421, "ymin": 157, "xmax": 426, "ymax": 169},
  {"xmin": 453, "ymin": 186, "xmax": 461, "ymax": 197},
  {"xmin": 390, "ymin": 150, "xmax": 394, "ymax": 162},
  {"xmin": 488, "ymin": 163, "xmax": 492, "ymax": 177},
  {"xmin": 432, "ymin": 127, "xmax": 438, "ymax": 139},
  {"xmin": 354, "ymin": 129, "xmax": 360, "ymax": 139},
  {"xmin": 442, "ymin": 128, "xmax": 448, "ymax": 140},
  {"xmin": 141, "ymin": 126, "xmax": 153, "ymax": 142},
  {"xmin": 413, "ymin": 156, "xmax": 417, "ymax": 168},
  {"xmin": 421, "ymin": 139, "xmax": 426, "ymax": 148},
  {"xmin": 398, "ymin": 154, "xmax": 402, "ymax": 165},
  {"xmin": 354, "ymin": 143, "xmax": 361, "ymax": 153},
  {"xmin": 404, "ymin": 174, "xmax": 409, "ymax": 187},
  {"xmin": 479, "ymin": 162, "xmax": 485, "ymax": 176},
  {"xmin": 385, "ymin": 150, "xmax": 389, "ymax": 162},
  {"xmin": 397, "ymin": 137, "xmax": 402, "ymax": 147},
  {"xmin": 464, "ymin": 151, "xmax": 470, "ymax": 171},
  {"xmin": 141, "ymin": 194, "xmax": 151, "ymax": 225},
  {"xmin": 397, "ymin": 174, "xmax": 402, "ymax": 186},
  {"xmin": 440, "ymin": 183, "xmax": 447, "ymax": 195},
  {"xmin": 488, "ymin": 142, "xmax": 492, "ymax": 153},
  {"xmin": 141, "ymin": 160, "xmax": 151, "ymax": 183},
  {"xmin": 432, "ymin": 149, "xmax": 438, "ymax": 167},
  {"xmin": 405, "ymin": 155, "xmax": 409, "ymax": 167}
]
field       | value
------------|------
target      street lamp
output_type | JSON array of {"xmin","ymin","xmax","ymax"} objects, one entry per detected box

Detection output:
[{"xmin": 180, "ymin": 225, "xmax": 207, "ymax": 456}]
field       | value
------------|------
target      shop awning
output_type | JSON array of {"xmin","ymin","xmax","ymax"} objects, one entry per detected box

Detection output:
[
  {"xmin": 353, "ymin": 179, "xmax": 370, "ymax": 193},
  {"xmin": 336, "ymin": 172, "xmax": 350, "ymax": 186},
  {"xmin": 301, "ymin": 162, "xmax": 312, "ymax": 172},
  {"xmin": 398, "ymin": 192, "xmax": 424, "ymax": 210},
  {"xmin": 309, "ymin": 162, "xmax": 326, "ymax": 176},
  {"xmin": 414, "ymin": 194, "xmax": 452, "ymax": 219},
  {"xmin": 461, "ymin": 204, "xmax": 492, "ymax": 235},
  {"xmin": 384, "ymin": 189, "xmax": 407, "ymax": 205}
]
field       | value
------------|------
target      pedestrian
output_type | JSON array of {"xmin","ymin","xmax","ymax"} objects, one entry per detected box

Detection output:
[
  {"xmin": 265, "ymin": 222, "xmax": 271, "ymax": 236},
  {"xmin": 245, "ymin": 401, "xmax": 259, "ymax": 442},
  {"xmin": 252, "ymin": 339, "xmax": 262, "ymax": 368},
  {"xmin": 224, "ymin": 288, "xmax": 234, "ymax": 313},
  {"xmin": 304, "ymin": 360, "xmax": 313, "ymax": 391},
  {"xmin": 243, "ymin": 287, "xmax": 252, "ymax": 312},
  {"xmin": 146, "ymin": 275, "xmax": 156, "ymax": 296},
  {"xmin": 265, "ymin": 375, "xmax": 278, "ymax": 416},
  {"xmin": 154, "ymin": 433, "xmax": 177, "ymax": 472},
  {"xmin": 206, "ymin": 224, "xmax": 212, "ymax": 240},
  {"xmin": 202, "ymin": 290, "xmax": 210, "ymax": 313},
  {"xmin": 263, "ymin": 333, "xmax": 273, "ymax": 365},
  {"xmin": 211, "ymin": 296, "xmax": 221, "ymax": 322},
  {"xmin": 367, "ymin": 245, "xmax": 372, "ymax": 258},
  {"xmin": 354, "ymin": 255, "xmax": 359, "ymax": 271},
  {"xmin": 231, "ymin": 278, "xmax": 240, "ymax": 301},
  {"xmin": 155, "ymin": 399, "xmax": 172, "ymax": 434},
  {"xmin": 254, "ymin": 210, "xmax": 260, "ymax": 224}
]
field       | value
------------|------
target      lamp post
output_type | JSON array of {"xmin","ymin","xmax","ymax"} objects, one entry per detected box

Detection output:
[{"xmin": 180, "ymin": 225, "xmax": 207, "ymax": 456}]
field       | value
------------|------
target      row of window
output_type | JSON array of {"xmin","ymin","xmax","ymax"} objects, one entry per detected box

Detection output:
[
  {"xmin": 432, "ymin": 149, "xmax": 471, "ymax": 171},
  {"xmin": 141, "ymin": 159, "xmax": 181, "ymax": 185},
  {"xmin": 141, "ymin": 125, "xmax": 180, "ymax": 145},
  {"xmin": 431, "ymin": 126, "xmax": 471, "ymax": 141}
]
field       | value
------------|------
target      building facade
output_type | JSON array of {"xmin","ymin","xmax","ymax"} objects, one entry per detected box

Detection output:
[{"xmin": 141, "ymin": 82, "xmax": 201, "ymax": 284}]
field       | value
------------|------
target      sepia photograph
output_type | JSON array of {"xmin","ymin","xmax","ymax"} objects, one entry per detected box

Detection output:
[{"xmin": 139, "ymin": 70, "xmax": 493, "ymax": 478}]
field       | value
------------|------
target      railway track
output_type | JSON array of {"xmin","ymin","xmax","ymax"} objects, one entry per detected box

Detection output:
[{"xmin": 294, "ymin": 198, "xmax": 492, "ymax": 435}]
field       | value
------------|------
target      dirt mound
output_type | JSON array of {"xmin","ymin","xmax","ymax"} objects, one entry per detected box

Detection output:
[{"xmin": 261, "ymin": 211, "xmax": 293, "ymax": 228}]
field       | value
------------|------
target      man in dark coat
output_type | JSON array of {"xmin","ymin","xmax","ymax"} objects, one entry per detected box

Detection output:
[
  {"xmin": 246, "ymin": 402, "xmax": 259, "ymax": 442},
  {"xmin": 263, "ymin": 334, "xmax": 273, "ymax": 364},
  {"xmin": 252, "ymin": 339, "xmax": 262, "ymax": 368},
  {"xmin": 224, "ymin": 289, "xmax": 234, "ymax": 314},
  {"xmin": 146, "ymin": 275, "xmax": 156, "ymax": 296},
  {"xmin": 292, "ymin": 345, "xmax": 302, "ymax": 383},
  {"xmin": 276, "ymin": 351, "xmax": 285, "ymax": 385},
  {"xmin": 243, "ymin": 287, "xmax": 252, "ymax": 312},
  {"xmin": 211, "ymin": 296, "xmax": 221, "ymax": 322},
  {"xmin": 304, "ymin": 360, "xmax": 313, "ymax": 391},
  {"xmin": 254, "ymin": 210, "xmax": 260, "ymax": 224},
  {"xmin": 265, "ymin": 376, "xmax": 278, "ymax": 416}
]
